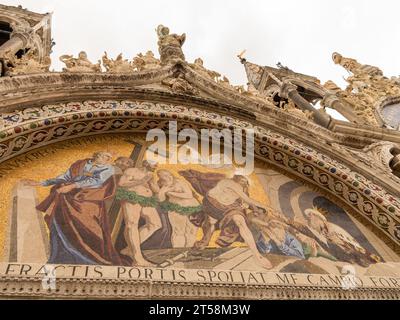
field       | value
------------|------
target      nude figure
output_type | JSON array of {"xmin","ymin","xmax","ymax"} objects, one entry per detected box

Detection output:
[
  {"xmin": 157, "ymin": 170, "xmax": 201, "ymax": 248},
  {"xmin": 117, "ymin": 161, "xmax": 161, "ymax": 266},
  {"xmin": 195, "ymin": 175, "xmax": 273, "ymax": 269}
]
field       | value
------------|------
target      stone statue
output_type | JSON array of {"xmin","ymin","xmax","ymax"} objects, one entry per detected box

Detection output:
[
  {"xmin": 102, "ymin": 52, "xmax": 134, "ymax": 73},
  {"xmin": 190, "ymin": 58, "xmax": 221, "ymax": 81},
  {"xmin": 330, "ymin": 52, "xmax": 400, "ymax": 126},
  {"xmin": 59, "ymin": 51, "xmax": 101, "ymax": 73},
  {"xmin": 156, "ymin": 24, "xmax": 186, "ymax": 64},
  {"xmin": 132, "ymin": 51, "xmax": 161, "ymax": 71},
  {"xmin": 5, "ymin": 50, "xmax": 51, "ymax": 76},
  {"xmin": 217, "ymin": 76, "xmax": 231, "ymax": 88},
  {"xmin": 332, "ymin": 52, "xmax": 383, "ymax": 77}
]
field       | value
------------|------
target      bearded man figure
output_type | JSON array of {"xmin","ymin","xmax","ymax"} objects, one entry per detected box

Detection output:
[
  {"xmin": 25, "ymin": 151, "xmax": 122, "ymax": 266},
  {"xmin": 179, "ymin": 169, "xmax": 273, "ymax": 270}
]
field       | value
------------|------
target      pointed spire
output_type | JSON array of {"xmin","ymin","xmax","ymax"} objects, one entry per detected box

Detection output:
[
  {"xmin": 241, "ymin": 59, "xmax": 264, "ymax": 89},
  {"xmin": 237, "ymin": 50, "xmax": 260, "ymax": 87}
]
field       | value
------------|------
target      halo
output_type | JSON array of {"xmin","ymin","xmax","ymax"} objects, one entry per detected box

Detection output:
[{"xmin": 304, "ymin": 208, "xmax": 327, "ymax": 222}]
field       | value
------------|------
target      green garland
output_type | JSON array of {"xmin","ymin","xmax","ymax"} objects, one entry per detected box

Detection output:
[
  {"xmin": 302, "ymin": 244, "xmax": 337, "ymax": 261},
  {"xmin": 116, "ymin": 188, "xmax": 158, "ymax": 207},
  {"xmin": 116, "ymin": 188, "xmax": 203, "ymax": 215},
  {"xmin": 160, "ymin": 201, "xmax": 202, "ymax": 216}
]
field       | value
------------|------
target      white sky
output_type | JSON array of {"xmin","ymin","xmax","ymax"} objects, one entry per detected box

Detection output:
[{"xmin": 2, "ymin": 0, "xmax": 400, "ymax": 94}]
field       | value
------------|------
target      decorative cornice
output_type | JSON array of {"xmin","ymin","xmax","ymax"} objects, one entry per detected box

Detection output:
[
  {"xmin": 2, "ymin": 66, "xmax": 400, "ymax": 150},
  {"xmin": 0, "ymin": 275, "xmax": 398, "ymax": 300}
]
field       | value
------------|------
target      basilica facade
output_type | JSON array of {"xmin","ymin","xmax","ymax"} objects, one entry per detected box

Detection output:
[{"xmin": 0, "ymin": 4, "xmax": 399, "ymax": 299}]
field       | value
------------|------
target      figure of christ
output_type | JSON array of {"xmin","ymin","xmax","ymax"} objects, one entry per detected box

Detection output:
[
  {"xmin": 116, "ymin": 161, "xmax": 161, "ymax": 266},
  {"xmin": 156, "ymin": 170, "xmax": 202, "ymax": 248},
  {"xmin": 114, "ymin": 157, "xmax": 135, "ymax": 175},
  {"xmin": 194, "ymin": 175, "xmax": 273, "ymax": 270},
  {"xmin": 23, "ymin": 151, "xmax": 123, "ymax": 265}
]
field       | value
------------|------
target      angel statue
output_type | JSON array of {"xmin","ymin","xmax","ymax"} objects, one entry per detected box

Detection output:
[
  {"xmin": 102, "ymin": 52, "xmax": 134, "ymax": 73},
  {"xmin": 59, "ymin": 51, "xmax": 101, "ymax": 73},
  {"xmin": 132, "ymin": 51, "xmax": 161, "ymax": 71},
  {"xmin": 156, "ymin": 24, "xmax": 186, "ymax": 64}
]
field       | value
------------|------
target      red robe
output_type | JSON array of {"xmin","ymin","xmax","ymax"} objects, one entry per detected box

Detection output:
[{"xmin": 37, "ymin": 159, "xmax": 123, "ymax": 265}]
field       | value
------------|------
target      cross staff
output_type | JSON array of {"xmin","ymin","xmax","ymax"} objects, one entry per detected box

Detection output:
[{"xmin": 109, "ymin": 138, "xmax": 148, "ymax": 244}]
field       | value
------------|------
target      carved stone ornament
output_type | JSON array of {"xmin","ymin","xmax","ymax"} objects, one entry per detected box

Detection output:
[
  {"xmin": 157, "ymin": 24, "xmax": 186, "ymax": 64},
  {"xmin": 280, "ymin": 100, "xmax": 313, "ymax": 120},
  {"xmin": 9, "ymin": 20, "xmax": 33, "ymax": 45},
  {"xmin": 131, "ymin": 51, "xmax": 161, "ymax": 71},
  {"xmin": 189, "ymin": 58, "xmax": 221, "ymax": 81},
  {"xmin": 60, "ymin": 51, "xmax": 102, "ymax": 73},
  {"xmin": 362, "ymin": 142, "xmax": 400, "ymax": 174},
  {"xmin": 330, "ymin": 52, "xmax": 400, "ymax": 126},
  {"xmin": 5, "ymin": 50, "xmax": 51, "ymax": 76},
  {"xmin": 330, "ymin": 141, "xmax": 400, "ymax": 184},
  {"xmin": 161, "ymin": 73, "xmax": 198, "ymax": 95},
  {"xmin": 102, "ymin": 52, "xmax": 135, "ymax": 73}
]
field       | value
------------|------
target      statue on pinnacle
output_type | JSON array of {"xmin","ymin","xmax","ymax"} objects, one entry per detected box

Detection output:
[{"xmin": 156, "ymin": 24, "xmax": 186, "ymax": 65}]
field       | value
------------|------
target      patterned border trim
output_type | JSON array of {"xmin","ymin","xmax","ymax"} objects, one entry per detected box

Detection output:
[
  {"xmin": 0, "ymin": 100, "xmax": 399, "ymax": 251},
  {"xmin": 0, "ymin": 276, "xmax": 399, "ymax": 300}
]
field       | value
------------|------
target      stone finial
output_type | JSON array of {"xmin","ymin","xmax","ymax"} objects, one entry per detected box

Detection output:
[
  {"xmin": 59, "ymin": 51, "xmax": 101, "ymax": 73},
  {"xmin": 156, "ymin": 24, "xmax": 186, "ymax": 65}
]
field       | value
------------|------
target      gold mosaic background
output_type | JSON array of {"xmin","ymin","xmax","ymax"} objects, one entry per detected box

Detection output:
[{"xmin": 0, "ymin": 133, "xmax": 269, "ymax": 258}]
